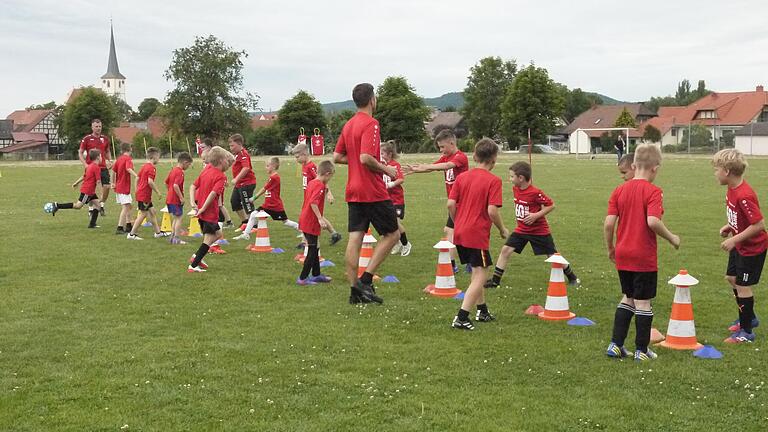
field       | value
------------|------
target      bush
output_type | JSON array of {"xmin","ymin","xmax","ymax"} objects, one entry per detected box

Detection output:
[
  {"xmin": 457, "ymin": 137, "xmax": 474, "ymax": 153},
  {"xmin": 662, "ymin": 144, "xmax": 677, "ymax": 153},
  {"xmin": 249, "ymin": 125, "xmax": 285, "ymax": 155}
]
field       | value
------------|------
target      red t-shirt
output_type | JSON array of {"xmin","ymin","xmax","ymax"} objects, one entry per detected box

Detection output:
[
  {"xmin": 80, "ymin": 162, "xmax": 101, "ymax": 195},
  {"xmin": 726, "ymin": 181, "xmax": 768, "ymax": 256},
  {"xmin": 513, "ymin": 185, "xmax": 553, "ymax": 236},
  {"xmin": 448, "ymin": 168, "xmax": 503, "ymax": 250},
  {"xmin": 232, "ymin": 148, "xmax": 256, "ymax": 188},
  {"xmin": 263, "ymin": 173, "xmax": 284, "ymax": 211},
  {"xmin": 79, "ymin": 134, "xmax": 111, "ymax": 168},
  {"xmin": 607, "ymin": 179, "xmax": 664, "ymax": 272},
  {"xmin": 334, "ymin": 112, "xmax": 389, "ymax": 203},
  {"xmin": 194, "ymin": 166, "xmax": 227, "ymax": 223},
  {"xmin": 311, "ymin": 134, "xmax": 324, "ymax": 155},
  {"xmin": 436, "ymin": 150, "xmax": 468, "ymax": 196},
  {"xmin": 384, "ymin": 160, "xmax": 405, "ymax": 205},
  {"xmin": 112, "ymin": 154, "xmax": 134, "ymax": 195},
  {"xmin": 136, "ymin": 162, "xmax": 157, "ymax": 203},
  {"xmin": 299, "ymin": 179, "xmax": 327, "ymax": 236},
  {"xmin": 302, "ymin": 161, "xmax": 317, "ymax": 192},
  {"xmin": 165, "ymin": 166, "xmax": 185, "ymax": 205}
]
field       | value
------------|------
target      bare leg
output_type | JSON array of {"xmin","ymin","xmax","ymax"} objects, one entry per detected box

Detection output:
[
  {"xmin": 345, "ymin": 231, "xmax": 365, "ymax": 285},
  {"xmin": 461, "ymin": 266, "xmax": 488, "ymax": 311},
  {"xmin": 364, "ymin": 231, "xmax": 399, "ymax": 274}
]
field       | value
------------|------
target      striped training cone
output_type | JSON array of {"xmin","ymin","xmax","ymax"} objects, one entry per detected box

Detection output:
[
  {"xmin": 538, "ymin": 254, "xmax": 576, "ymax": 321},
  {"xmin": 357, "ymin": 229, "xmax": 377, "ymax": 277},
  {"xmin": 657, "ymin": 270, "xmax": 703, "ymax": 350},
  {"xmin": 187, "ymin": 216, "xmax": 202, "ymax": 237},
  {"xmin": 424, "ymin": 238, "xmax": 462, "ymax": 298},
  {"xmin": 247, "ymin": 210, "xmax": 273, "ymax": 253}
]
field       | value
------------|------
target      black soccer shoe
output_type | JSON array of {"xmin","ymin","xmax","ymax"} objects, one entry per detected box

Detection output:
[
  {"xmin": 483, "ymin": 279, "xmax": 499, "ymax": 289},
  {"xmin": 476, "ymin": 310, "xmax": 496, "ymax": 322},
  {"xmin": 353, "ymin": 279, "xmax": 383, "ymax": 304}
]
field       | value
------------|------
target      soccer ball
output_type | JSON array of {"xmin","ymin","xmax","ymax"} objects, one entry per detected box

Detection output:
[{"xmin": 43, "ymin": 202, "xmax": 55, "ymax": 213}]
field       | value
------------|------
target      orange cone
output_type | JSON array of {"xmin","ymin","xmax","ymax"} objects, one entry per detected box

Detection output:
[
  {"xmin": 293, "ymin": 244, "xmax": 325, "ymax": 264},
  {"xmin": 247, "ymin": 210, "xmax": 273, "ymax": 253},
  {"xmin": 657, "ymin": 270, "xmax": 703, "ymax": 350},
  {"xmin": 357, "ymin": 229, "xmax": 377, "ymax": 277},
  {"xmin": 425, "ymin": 238, "xmax": 462, "ymax": 298},
  {"xmin": 539, "ymin": 254, "xmax": 576, "ymax": 321}
]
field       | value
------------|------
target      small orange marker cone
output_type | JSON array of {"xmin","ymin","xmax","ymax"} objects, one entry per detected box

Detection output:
[
  {"xmin": 248, "ymin": 210, "xmax": 273, "ymax": 253},
  {"xmin": 425, "ymin": 238, "xmax": 462, "ymax": 298},
  {"xmin": 657, "ymin": 270, "xmax": 703, "ymax": 350},
  {"xmin": 357, "ymin": 229, "xmax": 377, "ymax": 277},
  {"xmin": 539, "ymin": 254, "xmax": 576, "ymax": 321}
]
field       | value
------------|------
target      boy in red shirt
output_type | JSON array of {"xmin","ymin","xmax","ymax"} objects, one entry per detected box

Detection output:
[
  {"xmin": 618, "ymin": 153, "xmax": 635, "ymax": 181},
  {"xmin": 112, "ymin": 142, "xmax": 139, "ymax": 235},
  {"xmin": 293, "ymin": 143, "xmax": 341, "ymax": 245},
  {"xmin": 126, "ymin": 147, "xmax": 168, "ymax": 240},
  {"xmin": 604, "ymin": 144, "xmax": 680, "ymax": 361},
  {"xmin": 165, "ymin": 152, "xmax": 193, "ymax": 245},
  {"xmin": 228, "ymin": 134, "xmax": 257, "ymax": 228},
  {"xmin": 713, "ymin": 149, "xmax": 766, "ymax": 343},
  {"xmin": 188, "ymin": 146, "xmax": 235, "ymax": 272},
  {"xmin": 381, "ymin": 140, "xmax": 411, "ymax": 256},
  {"xmin": 50, "ymin": 149, "xmax": 104, "ymax": 229},
  {"xmin": 297, "ymin": 161, "xmax": 336, "ymax": 285},
  {"xmin": 484, "ymin": 161, "xmax": 579, "ymax": 288},
  {"xmin": 448, "ymin": 139, "xmax": 509, "ymax": 330}
]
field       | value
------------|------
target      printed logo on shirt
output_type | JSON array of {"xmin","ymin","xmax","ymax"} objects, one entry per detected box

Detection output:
[
  {"xmin": 515, "ymin": 203, "xmax": 529, "ymax": 220},
  {"xmin": 727, "ymin": 205, "xmax": 739, "ymax": 230},
  {"xmin": 445, "ymin": 168, "xmax": 455, "ymax": 183}
]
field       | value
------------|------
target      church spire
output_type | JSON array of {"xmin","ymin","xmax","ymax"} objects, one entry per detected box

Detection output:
[{"xmin": 101, "ymin": 22, "xmax": 125, "ymax": 80}]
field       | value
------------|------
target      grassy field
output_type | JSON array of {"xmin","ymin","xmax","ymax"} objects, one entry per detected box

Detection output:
[{"xmin": 1, "ymin": 153, "xmax": 767, "ymax": 431}]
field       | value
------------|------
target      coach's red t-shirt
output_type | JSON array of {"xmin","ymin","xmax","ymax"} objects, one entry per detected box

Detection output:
[
  {"xmin": 449, "ymin": 168, "xmax": 503, "ymax": 250},
  {"xmin": 436, "ymin": 150, "xmax": 468, "ymax": 196},
  {"xmin": 726, "ymin": 181, "xmax": 768, "ymax": 256},
  {"xmin": 165, "ymin": 166, "xmax": 185, "ymax": 205},
  {"xmin": 513, "ymin": 185, "xmax": 553, "ymax": 236},
  {"xmin": 136, "ymin": 163, "xmax": 156, "ymax": 203},
  {"xmin": 384, "ymin": 160, "xmax": 405, "ymax": 205},
  {"xmin": 232, "ymin": 148, "xmax": 256, "ymax": 188},
  {"xmin": 607, "ymin": 179, "xmax": 664, "ymax": 272},
  {"xmin": 112, "ymin": 154, "xmax": 133, "ymax": 195},
  {"xmin": 79, "ymin": 134, "xmax": 110, "ymax": 168},
  {"xmin": 263, "ymin": 173, "xmax": 285, "ymax": 212},
  {"xmin": 299, "ymin": 179, "xmax": 327, "ymax": 236},
  {"xmin": 334, "ymin": 112, "xmax": 389, "ymax": 203},
  {"xmin": 194, "ymin": 166, "xmax": 227, "ymax": 223},
  {"xmin": 80, "ymin": 162, "xmax": 101, "ymax": 195}
]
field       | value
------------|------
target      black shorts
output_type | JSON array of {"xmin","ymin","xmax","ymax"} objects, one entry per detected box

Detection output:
[
  {"xmin": 394, "ymin": 204, "xmax": 405, "ymax": 220},
  {"xmin": 137, "ymin": 201, "xmax": 153, "ymax": 211},
  {"xmin": 505, "ymin": 233, "xmax": 557, "ymax": 255},
  {"xmin": 78, "ymin": 193, "xmax": 98, "ymax": 205},
  {"xmin": 231, "ymin": 184, "xmax": 256, "ymax": 212},
  {"xmin": 258, "ymin": 207, "xmax": 288, "ymax": 221},
  {"xmin": 348, "ymin": 201, "xmax": 398, "ymax": 235},
  {"xmin": 446, "ymin": 214, "xmax": 454, "ymax": 229},
  {"xmin": 100, "ymin": 168, "xmax": 110, "ymax": 185},
  {"xmin": 618, "ymin": 270, "xmax": 657, "ymax": 300},
  {"xmin": 727, "ymin": 249, "xmax": 767, "ymax": 287},
  {"xmin": 456, "ymin": 245, "xmax": 493, "ymax": 268},
  {"xmin": 199, "ymin": 219, "xmax": 220, "ymax": 235}
]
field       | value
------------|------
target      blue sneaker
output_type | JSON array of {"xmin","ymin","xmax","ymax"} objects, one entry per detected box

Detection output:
[
  {"xmin": 634, "ymin": 348, "xmax": 658, "ymax": 361},
  {"xmin": 453, "ymin": 264, "xmax": 460, "ymax": 274},
  {"xmin": 296, "ymin": 278, "xmax": 317, "ymax": 286},
  {"xmin": 310, "ymin": 274, "xmax": 332, "ymax": 283},
  {"xmin": 724, "ymin": 329, "xmax": 756, "ymax": 344},
  {"xmin": 465, "ymin": 263, "xmax": 473, "ymax": 274},
  {"xmin": 606, "ymin": 342, "xmax": 631, "ymax": 358},
  {"xmin": 728, "ymin": 317, "xmax": 760, "ymax": 332}
]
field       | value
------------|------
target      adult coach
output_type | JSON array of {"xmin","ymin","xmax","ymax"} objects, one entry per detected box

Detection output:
[
  {"xmin": 334, "ymin": 83, "xmax": 399, "ymax": 304},
  {"xmin": 228, "ymin": 134, "xmax": 257, "ymax": 227},
  {"xmin": 79, "ymin": 118, "xmax": 112, "ymax": 213}
]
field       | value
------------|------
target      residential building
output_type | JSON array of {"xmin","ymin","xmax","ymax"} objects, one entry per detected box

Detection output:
[
  {"xmin": 735, "ymin": 122, "xmax": 768, "ymax": 156},
  {"xmin": 560, "ymin": 104, "xmax": 655, "ymax": 153}
]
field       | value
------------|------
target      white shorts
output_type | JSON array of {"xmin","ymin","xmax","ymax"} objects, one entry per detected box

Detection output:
[{"xmin": 116, "ymin": 193, "xmax": 133, "ymax": 205}]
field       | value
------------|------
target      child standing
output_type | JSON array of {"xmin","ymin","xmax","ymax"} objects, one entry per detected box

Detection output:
[
  {"xmin": 485, "ymin": 161, "xmax": 579, "ymax": 288},
  {"xmin": 604, "ymin": 144, "xmax": 680, "ymax": 360},
  {"xmin": 126, "ymin": 147, "xmax": 168, "ymax": 240},
  {"xmin": 617, "ymin": 153, "xmax": 635, "ymax": 181},
  {"xmin": 713, "ymin": 149, "xmax": 766, "ymax": 343},
  {"xmin": 448, "ymin": 139, "xmax": 509, "ymax": 330},
  {"xmin": 380, "ymin": 140, "xmax": 411, "ymax": 256},
  {"xmin": 165, "ymin": 152, "xmax": 193, "ymax": 245},
  {"xmin": 296, "ymin": 160, "xmax": 336, "ymax": 285},
  {"xmin": 293, "ymin": 143, "xmax": 342, "ymax": 245},
  {"xmin": 50, "ymin": 149, "xmax": 103, "ymax": 229},
  {"xmin": 112, "ymin": 142, "xmax": 139, "ymax": 234}
]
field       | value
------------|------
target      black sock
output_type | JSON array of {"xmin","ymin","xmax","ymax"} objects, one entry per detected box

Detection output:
[
  {"xmin": 611, "ymin": 303, "xmax": 635, "ymax": 346},
  {"xmin": 400, "ymin": 232, "xmax": 408, "ymax": 245},
  {"xmin": 563, "ymin": 265, "xmax": 576, "ymax": 278},
  {"xmin": 360, "ymin": 271, "xmax": 373, "ymax": 285},
  {"xmin": 58, "ymin": 202, "xmax": 74, "ymax": 209},
  {"xmin": 126, "ymin": 222, "xmax": 133, "ymax": 231},
  {"xmin": 451, "ymin": 259, "xmax": 456, "ymax": 269},
  {"xmin": 738, "ymin": 296, "xmax": 755, "ymax": 333},
  {"xmin": 492, "ymin": 266, "xmax": 505, "ymax": 284},
  {"xmin": 634, "ymin": 309, "xmax": 654, "ymax": 352},
  {"xmin": 117, "ymin": 226, "xmax": 124, "ymax": 231},
  {"xmin": 191, "ymin": 244, "xmax": 210, "ymax": 267},
  {"xmin": 457, "ymin": 308, "xmax": 470, "ymax": 321},
  {"xmin": 89, "ymin": 209, "xmax": 99, "ymax": 226},
  {"xmin": 477, "ymin": 303, "xmax": 489, "ymax": 314}
]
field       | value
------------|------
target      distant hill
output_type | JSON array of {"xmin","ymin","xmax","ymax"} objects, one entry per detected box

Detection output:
[{"xmin": 588, "ymin": 92, "xmax": 625, "ymax": 105}]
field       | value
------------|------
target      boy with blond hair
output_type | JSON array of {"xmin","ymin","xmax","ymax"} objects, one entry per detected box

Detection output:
[
  {"xmin": 165, "ymin": 152, "xmax": 193, "ymax": 245},
  {"xmin": 604, "ymin": 144, "xmax": 680, "ymax": 361},
  {"xmin": 297, "ymin": 160, "xmax": 337, "ymax": 285},
  {"xmin": 713, "ymin": 148, "xmax": 766, "ymax": 343}
]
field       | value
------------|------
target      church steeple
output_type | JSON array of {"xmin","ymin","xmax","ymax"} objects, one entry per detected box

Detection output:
[{"xmin": 100, "ymin": 22, "xmax": 126, "ymax": 100}]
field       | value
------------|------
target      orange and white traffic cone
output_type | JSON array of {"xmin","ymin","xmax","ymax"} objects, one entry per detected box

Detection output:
[
  {"xmin": 539, "ymin": 254, "xmax": 576, "ymax": 321},
  {"xmin": 357, "ymin": 229, "xmax": 377, "ymax": 277},
  {"xmin": 247, "ymin": 210, "xmax": 273, "ymax": 253},
  {"xmin": 657, "ymin": 270, "xmax": 703, "ymax": 350},
  {"xmin": 424, "ymin": 238, "xmax": 462, "ymax": 298}
]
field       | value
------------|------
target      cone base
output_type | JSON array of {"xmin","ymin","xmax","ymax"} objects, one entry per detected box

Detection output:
[
  {"xmin": 538, "ymin": 311, "xmax": 576, "ymax": 321},
  {"xmin": 656, "ymin": 340, "xmax": 703, "ymax": 350},
  {"xmin": 650, "ymin": 328, "xmax": 665, "ymax": 343},
  {"xmin": 425, "ymin": 285, "xmax": 462, "ymax": 298},
  {"xmin": 249, "ymin": 246, "xmax": 273, "ymax": 253}
]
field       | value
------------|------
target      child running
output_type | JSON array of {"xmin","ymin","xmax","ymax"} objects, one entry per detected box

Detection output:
[
  {"xmin": 165, "ymin": 152, "xmax": 193, "ymax": 245},
  {"xmin": 381, "ymin": 140, "xmax": 411, "ymax": 256},
  {"xmin": 296, "ymin": 160, "xmax": 336, "ymax": 285},
  {"xmin": 50, "ymin": 148, "xmax": 104, "ymax": 229},
  {"xmin": 126, "ymin": 147, "xmax": 169, "ymax": 240}
]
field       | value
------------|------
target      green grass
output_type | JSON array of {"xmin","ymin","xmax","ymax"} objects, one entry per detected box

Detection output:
[{"xmin": 1, "ymin": 154, "xmax": 767, "ymax": 431}]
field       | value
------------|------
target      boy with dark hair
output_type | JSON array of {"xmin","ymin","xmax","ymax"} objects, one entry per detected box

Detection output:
[
  {"xmin": 112, "ymin": 142, "xmax": 139, "ymax": 234},
  {"xmin": 166, "ymin": 152, "xmax": 193, "ymax": 245},
  {"xmin": 292, "ymin": 143, "xmax": 341, "ymax": 245},
  {"xmin": 449, "ymin": 138, "xmax": 509, "ymax": 330},
  {"xmin": 126, "ymin": 147, "xmax": 168, "ymax": 240},
  {"xmin": 604, "ymin": 144, "xmax": 680, "ymax": 360},
  {"xmin": 484, "ymin": 161, "xmax": 579, "ymax": 288},
  {"xmin": 713, "ymin": 148, "xmax": 766, "ymax": 343},
  {"xmin": 297, "ymin": 160, "xmax": 336, "ymax": 285},
  {"xmin": 50, "ymin": 148, "xmax": 103, "ymax": 229},
  {"xmin": 381, "ymin": 140, "xmax": 411, "ymax": 256},
  {"xmin": 228, "ymin": 133, "xmax": 257, "ymax": 228},
  {"xmin": 618, "ymin": 153, "xmax": 635, "ymax": 181}
]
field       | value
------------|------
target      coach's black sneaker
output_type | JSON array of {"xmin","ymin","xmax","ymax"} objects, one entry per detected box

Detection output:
[
  {"xmin": 330, "ymin": 232, "xmax": 342, "ymax": 246},
  {"xmin": 483, "ymin": 279, "xmax": 499, "ymax": 289},
  {"xmin": 115, "ymin": 227, "xmax": 125, "ymax": 235},
  {"xmin": 451, "ymin": 316, "xmax": 475, "ymax": 330},
  {"xmin": 353, "ymin": 279, "xmax": 383, "ymax": 304},
  {"xmin": 476, "ymin": 310, "xmax": 496, "ymax": 322}
]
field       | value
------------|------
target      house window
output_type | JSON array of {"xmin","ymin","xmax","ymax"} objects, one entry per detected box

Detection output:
[
  {"xmin": 759, "ymin": 108, "xmax": 768, "ymax": 122},
  {"xmin": 671, "ymin": 128, "xmax": 677, "ymax": 136},
  {"xmin": 107, "ymin": 81, "xmax": 110, "ymax": 88},
  {"xmin": 697, "ymin": 110, "xmax": 716, "ymax": 119}
]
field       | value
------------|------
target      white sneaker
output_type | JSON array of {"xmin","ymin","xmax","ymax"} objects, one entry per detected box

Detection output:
[
  {"xmin": 187, "ymin": 265, "xmax": 206, "ymax": 273},
  {"xmin": 390, "ymin": 242, "xmax": 402, "ymax": 255},
  {"xmin": 126, "ymin": 233, "xmax": 143, "ymax": 240},
  {"xmin": 232, "ymin": 233, "xmax": 250, "ymax": 241},
  {"xmin": 400, "ymin": 242, "xmax": 412, "ymax": 256},
  {"xmin": 154, "ymin": 232, "xmax": 169, "ymax": 238}
]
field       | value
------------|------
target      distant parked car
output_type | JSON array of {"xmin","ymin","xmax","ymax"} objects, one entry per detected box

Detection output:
[{"xmin": 518, "ymin": 144, "xmax": 557, "ymax": 154}]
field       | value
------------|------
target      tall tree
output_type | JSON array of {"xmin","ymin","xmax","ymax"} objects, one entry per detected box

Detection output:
[
  {"xmin": 276, "ymin": 90, "xmax": 325, "ymax": 144},
  {"xmin": 133, "ymin": 98, "xmax": 162, "ymax": 121},
  {"xmin": 500, "ymin": 64, "xmax": 564, "ymax": 145},
  {"xmin": 164, "ymin": 35, "xmax": 258, "ymax": 138},
  {"xmin": 249, "ymin": 125, "xmax": 283, "ymax": 155},
  {"xmin": 325, "ymin": 109, "xmax": 355, "ymax": 144},
  {"xmin": 60, "ymin": 87, "xmax": 118, "ymax": 153},
  {"xmin": 675, "ymin": 79, "xmax": 692, "ymax": 103},
  {"xmin": 562, "ymin": 87, "xmax": 602, "ymax": 122},
  {"xmin": 26, "ymin": 101, "xmax": 58, "ymax": 110},
  {"xmin": 613, "ymin": 108, "xmax": 637, "ymax": 128},
  {"xmin": 642, "ymin": 124, "xmax": 662, "ymax": 143},
  {"xmin": 462, "ymin": 57, "xmax": 517, "ymax": 139},
  {"xmin": 111, "ymin": 95, "xmax": 134, "ymax": 122},
  {"xmin": 375, "ymin": 76, "xmax": 430, "ymax": 150}
]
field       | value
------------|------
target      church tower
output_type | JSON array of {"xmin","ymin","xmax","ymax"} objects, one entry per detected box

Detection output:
[{"xmin": 100, "ymin": 23, "xmax": 126, "ymax": 100}]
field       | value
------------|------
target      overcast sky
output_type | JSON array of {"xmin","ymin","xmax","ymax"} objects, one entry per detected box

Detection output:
[{"xmin": 3, "ymin": 1, "xmax": 768, "ymax": 116}]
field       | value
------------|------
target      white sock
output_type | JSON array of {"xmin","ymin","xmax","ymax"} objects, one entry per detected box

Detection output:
[
  {"xmin": 284, "ymin": 219, "xmax": 299, "ymax": 230},
  {"xmin": 244, "ymin": 212, "xmax": 258, "ymax": 234}
]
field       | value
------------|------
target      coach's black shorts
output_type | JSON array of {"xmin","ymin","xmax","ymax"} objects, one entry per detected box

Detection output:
[
  {"xmin": 505, "ymin": 233, "xmax": 557, "ymax": 255},
  {"xmin": 258, "ymin": 207, "xmax": 288, "ymax": 221},
  {"xmin": 231, "ymin": 184, "xmax": 256, "ymax": 212},
  {"xmin": 618, "ymin": 270, "xmax": 657, "ymax": 300},
  {"xmin": 348, "ymin": 200, "xmax": 398, "ymax": 235},
  {"xmin": 100, "ymin": 167, "xmax": 111, "ymax": 185},
  {"xmin": 445, "ymin": 214, "xmax": 454, "ymax": 229},
  {"xmin": 456, "ymin": 245, "xmax": 493, "ymax": 268},
  {"xmin": 394, "ymin": 204, "xmax": 405, "ymax": 220},
  {"xmin": 199, "ymin": 219, "xmax": 220, "ymax": 235},
  {"xmin": 78, "ymin": 193, "xmax": 98, "ymax": 205},
  {"xmin": 727, "ymin": 249, "xmax": 767, "ymax": 287},
  {"xmin": 137, "ymin": 201, "xmax": 153, "ymax": 211}
]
